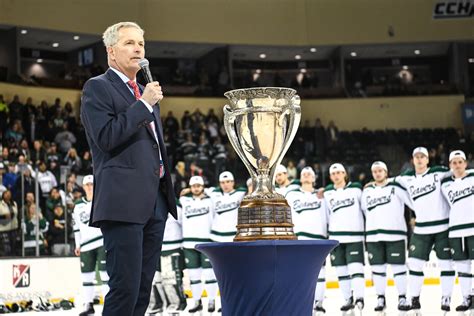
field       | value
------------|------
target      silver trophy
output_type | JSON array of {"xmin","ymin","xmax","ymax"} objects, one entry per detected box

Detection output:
[{"xmin": 223, "ymin": 87, "xmax": 301, "ymax": 241}]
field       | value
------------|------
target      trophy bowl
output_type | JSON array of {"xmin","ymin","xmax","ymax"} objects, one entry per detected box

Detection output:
[{"xmin": 223, "ymin": 87, "xmax": 301, "ymax": 241}]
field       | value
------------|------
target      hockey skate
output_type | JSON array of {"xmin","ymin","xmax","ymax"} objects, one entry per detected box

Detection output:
[
  {"xmin": 374, "ymin": 295, "xmax": 386, "ymax": 315},
  {"xmin": 409, "ymin": 296, "xmax": 422, "ymax": 316},
  {"xmin": 188, "ymin": 299, "xmax": 203, "ymax": 314},
  {"xmin": 354, "ymin": 298, "xmax": 364, "ymax": 316},
  {"xmin": 313, "ymin": 300, "xmax": 326, "ymax": 315},
  {"xmin": 441, "ymin": 296, "xmax": 451, "ymax": 315},
  {"xmin": 340, "ymin": 297, "xmax": 355, "ymax": 315},
  {"xmin": 79, "ymin": 303, "xmax": 95, "ymax": 316},
  {"xmin": 456, "ymin": 296, "xmax": 472, "ymax": 314},
  {"xmin": 208, "ymin": 299, "xmax": 216, "ymax": 313},
  {"xmin": 397, "ymin": 295, "xmax": 410, "ymax": 316}
]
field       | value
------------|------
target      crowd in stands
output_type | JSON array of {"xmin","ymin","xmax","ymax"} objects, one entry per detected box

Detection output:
[{"xmin": 0, "ymin": 93, "xmax": 473, "ymax": 257}]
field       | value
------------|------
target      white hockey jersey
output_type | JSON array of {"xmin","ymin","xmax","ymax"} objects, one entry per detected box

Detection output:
[
  {"xmin": 72, "ymin": 197, "xmax": 103, "ymax": 252},
  {"xmin": 208, "ymin": 187, "xmax": 246, "ymax": 242},
  {"xmin": 285, "ymin": 188, "xmax": 328, "ymax": 240},
  {"xmin": 162, "ymin": 200, "xmax": 183, "ymax": 252},
  {"xmin": 324, "ymin": 182, "xmax": 364, "ymax": 243},
  {"xmin": 397, "ymin": 166, "xmax": 450, "ymax": 234},
  {"xmin": 361, "ymin": 180, "xmax": 413, "ymax": 242},
  {"xmin": 179, "ymin": 194, "xmax": 213, "ymax": 249},
  {"xmin": 441, "ymin": 171, "xmax": 474, "ymax": 238},
  {"xmin": 275, "ymin": 179, "xmax": 301, "ymax": 197}
]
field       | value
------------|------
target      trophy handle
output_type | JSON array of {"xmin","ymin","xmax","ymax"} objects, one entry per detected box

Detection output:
[
  {"xmin": 223, "ymin": 104, "xmax": 257, "ymax": 184},
  {"xmin": 269, "ymin": 95, "xmax": 301, "ymax": 185}
]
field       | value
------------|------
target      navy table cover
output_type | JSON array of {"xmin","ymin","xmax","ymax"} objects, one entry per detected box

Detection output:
[{"xmin": 196, "ymin": 239, "xmax": 338, "ymax": 316}]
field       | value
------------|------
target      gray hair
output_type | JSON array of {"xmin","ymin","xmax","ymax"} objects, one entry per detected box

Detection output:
[{"xmin": 102, "ymin": 22, "xmax": 144, "ymax": 47}]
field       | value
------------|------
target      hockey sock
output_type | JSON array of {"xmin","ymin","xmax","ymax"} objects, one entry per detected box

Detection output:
[
  {"xmin": 371, "ymin": 264, "xmax": 387, "ymax": 296},
  {"xmin": 348, "ymin": 262, "xmax": 365, "ymax": 299},
  {"xmin": 439, "ymin": 259, "xmax": 455, "ymax": 297},
  {"xmin": 391, "ymin": 264, "xmax": 407, "ymax": 296}
]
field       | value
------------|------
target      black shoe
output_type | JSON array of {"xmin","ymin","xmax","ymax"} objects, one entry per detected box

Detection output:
[
  {"xmin": 313, "ymin": 300, "xmax": 326, "ymax": 313},
  {"xmin": 340, "ymin": 297, "xmax": 354, "ymax": 311},
  {"xmin": 456, "ymin": 296, "xmax": 471, "ymax": 312},
  {"xmin": 441, "ymin": 296, "xmax": 450, "ymax": 312},
  {"xmin": 208, "ymin": 299, "xmax": 216, "ymax": 313},
  {"xmin": 409, "ymin": 296, "xmax": 421, "ymax": 310},
  {"xmin": 188, "ymin": 299, "xmax": 203, "ymax": 313},
  {"xmin": 79, "ymin": 303, "xmax": 95, "ymax": 316},
  {"xmin": 374, "ymin": 295, "xmax": 385, "ymax": 312},
  {"xmin": 398, "ymin": 295, "xmax": 410, "ymax": 311}
]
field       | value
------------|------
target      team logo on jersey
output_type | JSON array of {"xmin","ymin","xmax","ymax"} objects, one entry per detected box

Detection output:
[
  {"xmin": 410, "ymin": 181, "xmax": 437, "ymax": 201},
  {"xmin": 366, "ymin": 188, "xmax": 396, "ymax": 211},
  {"xmin": 368, "ymin": 253, "xmax": 373, "ymax": 260},
  {"xmin": 330, "ymin": 198, "xmax": 355, "ymax": 213},
  {"xmin": 447, "ymin": 186, "xmax": 474, "ymax": 204},
  {"xmin": 409, "ymin": 245, "xmax": 416, "ymax": 252},
  {"xmin": 330, "ymin": 254, "xmax": 336, "ymax": 261},
  {"xmin": 13, "ymin": 264, "xmax": 30, "ymax": 288}
]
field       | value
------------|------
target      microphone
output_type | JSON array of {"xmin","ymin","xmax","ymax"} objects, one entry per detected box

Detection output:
[{"xmin": 138, "ymin": 58, "xmax": 153, "ymax": 83}]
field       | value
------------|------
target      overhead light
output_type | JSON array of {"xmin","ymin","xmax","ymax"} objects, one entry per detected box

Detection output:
[
  {"xmin": 414, "ymin": 49, "xmax": 421, "ymax": 55},
  {"xmin": 402, "ymin": 65, "xmax": 409, "ymax": 70},
  {"xmin": 350, "ymin": 52, "xmax": 357, "ymax": 57},
  {"xmin": 295, "ymin": 55, "xmax": 301, "ymax": 60},
  {"xmin": 300, "ymin": 68, "xmax": 307, "ymax": 73},
  {"xmin": 52, "ymin": 43, "xmax": 59, "ymax": 48},
  {"xmin": 255, "ymin": 69, "xmax": 262, "ymax": 74},
  {"xmin": 259, "ymin": 53, "xmax": 266, "ymax": 59},
  {"xmin": 310, "ymin": 48, "xmax": 317, "ymax": 53},
  {"xmin": 73, "ymin": 35, "xmax": 80, "ymax": 41},
  {"xmin": 468, "ymin": 58, "xmax": 474, "ymax": 63},
  {"xmin": 20, "ymin": 29, "xmax": 28, "ymax": 35},
  {"xmin": 37, "ymin": 59, "xmax": 43, "ymax": 63}
]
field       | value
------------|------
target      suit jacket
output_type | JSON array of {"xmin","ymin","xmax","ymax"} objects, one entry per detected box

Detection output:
[{"xmin": 80, "ymin": 68, "xmax": 177, "ymax": 227}]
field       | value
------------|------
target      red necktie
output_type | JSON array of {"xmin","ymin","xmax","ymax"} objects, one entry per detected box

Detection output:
[
  {"xmin": 127, "ymin": 80, "xmax": 164, "ymax": 177},
  {"xmin": 127, "ymin": 80, "xmax": 141, "ymax": 100}
]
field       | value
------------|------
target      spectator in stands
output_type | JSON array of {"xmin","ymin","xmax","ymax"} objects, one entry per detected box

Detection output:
[
  {"xmin": 181, "ymin": 110, "xmax": 194, "ymax": 132},
  {"xmin": 8, "ymin": 95, "xmax": 23, "ymax": 122},
  {"xmin": 164, "ymin": 111, "xmax": 180, "ymax": 133},
  {"xmin": 80, "ymin": 151, "xmax": 93, "ymax": 175},
  {"xmin": 0, "ymin": 94, "xmax": 8, "ymax": 132},
  {"xmin": 14, "ymin": 154, "xmax": 33, "ymax": 174},
  {"xmin": 55, "ymin": 122, "xmax": 77, "ymax": 154},
  {"xmin": 326, "ymin": 120, "xmax": 339, "ymax": 148},
  {"xmin": 63, "ymin": 148, "xmax": 82, "ymax": 174},
  {"xmin": 173, "ymin": 161, "xmax": 188, "ymax": 198},
  {"xmin": 45, "ymin": 187, "xmax": 63, "ymax": 222},
  {"xmin": 212, "ymin": 137, "xmax": 227, "ymax": 181},
  {"xmin": 23, "ymin": 203, "xmax": 49, "ymax": 256},
  {"xmin": 0, "ymin": 164, "xmax": 6, "ymax": 196},
  {"xmin": 18, "ymin": 139, "xmax": 30, "ymax": 161},
  {"xmin": 31, "ymin": 140, "xmax": 47, "ymax": 165},
  {"xmin": 46, "ymin": 142, "xmax": 62, "ymax": 164},
  {"xmin": 63, "ymin": 102, "xmax": 76, "ymax": 128},
  {"xmin": 180, "ymin": 133, "xmax": 197, "ymax": 163},
  {"xmin": 13, "ymin": 168, "xmax": 38, "ymax": 209},
  {"xmin": 5, "ymin": 120, "xmax": 24, "ymax": 144},
  {"xmin": 0, "ymin": 190, "xmax": 19, "ymax": 256},
  {"xmin": 35, "ymin": 161, "xmax": 58, "ymax": 205},
  {"xmin": 206, "ymin": 109, "xmax": 219, "ymax": 125},
  {"xmin": 287, "ymin": 160, "xmax": 297, "ymax": 180},
  {"xmin": 3, "ymin": 162, "xmax": 17, "ymax": 191},
  {"xmin": 301, "ymin": 120, "xmax": 314, "ymax": 156},
  {"xmin": 48, "ymin": 205, "xmax": 71, "ymax": 256}
]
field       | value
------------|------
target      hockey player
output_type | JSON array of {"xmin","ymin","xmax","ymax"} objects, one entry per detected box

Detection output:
[
  {"xmin": 441, "ymin": 150, "xmax": 474, "ymax": 312},
  {"xmin": 396, "ymin": 147, "xmax": 454, "ymax": 313},
  {"xmin": 285, "ymin": 166, "xmax": 328, "ymax": 314},
  {"xmin": 275, "ymin": 164, "xmax": 300, "ymax": 196},
  {"xmin": 179, "ymin": 176, "xmax": 217, "ymax": 313},
  {"xmin": 209, "ymin": 171, "xmax": 246, "ymax": 242},
  {"xmin": 323, "ymin": 163, "xmax": 365, "ymax": 312},
  {"xmin": 361, "ymin": 161, "xmax": 413, "ymax": 313},
  {"xmin": 149, "ymin": 198, "xmax": 187, "ymax": 314},
  {"xmin": 72, "ymin": 175, "xmax": 109, "ymax": 316}
]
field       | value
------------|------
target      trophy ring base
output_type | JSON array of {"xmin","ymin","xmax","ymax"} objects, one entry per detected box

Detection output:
[{"xmin": 234, "ymin": 198, "xmax": 297, "ymax": 242}]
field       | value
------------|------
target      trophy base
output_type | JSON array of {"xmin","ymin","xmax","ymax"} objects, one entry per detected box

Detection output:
[{"xmin": 234, "ymin": 197, "xmax": 297, "ymax": 242}]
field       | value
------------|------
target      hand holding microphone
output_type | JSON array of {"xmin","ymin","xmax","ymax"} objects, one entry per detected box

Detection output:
[{"xmin": 138, "ymin": 58, "xmax": 163, "ymax": 105}]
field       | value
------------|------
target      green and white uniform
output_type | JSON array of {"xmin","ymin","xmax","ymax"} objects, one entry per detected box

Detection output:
[
  {"xmin": 441, "ymin": 171, "xmax": 474, "ymax": 302},
  {"xmin": 276, "ymin": 179, "xmax": 301, "ymax": 197},
  {"xmin": 397, "ymin": 166, "xmax": 454, "ymax": 300},
  {"xmin": 208, "ymin": 187, "xmax": 246, "ymax": 242},
  {"xmin": 72, "ymin": 198, "xmax": 109, "ymax": 305},
  {"xmin": 361, "ymin": 180, "xmax": 413, "ymax": 298},
  {"xmin": 286, "ymin": 187, "xmax": 328, "ymax": 305},
  {"xmin": 324, "ymin": 182, "xmax": 365, "ymax": 301},
  {"xmin": 179, "ymin": 193, "xmax": 217, "ymax": 303}
]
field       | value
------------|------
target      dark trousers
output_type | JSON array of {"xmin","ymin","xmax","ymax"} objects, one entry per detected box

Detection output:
[{"xmin": 101, "ymin": 193, "xmax": 167, "ymax": 316}]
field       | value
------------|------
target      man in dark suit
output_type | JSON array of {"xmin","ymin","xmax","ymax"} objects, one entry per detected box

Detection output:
[{"xmin": 80, "ymin": 22, "xmax": 177, "ymax": 316}]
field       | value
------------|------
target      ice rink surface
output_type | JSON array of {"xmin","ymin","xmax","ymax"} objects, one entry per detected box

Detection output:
[{"xmin": 13, "ymin": 284, "xmax": 473, "ymax": 316}]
